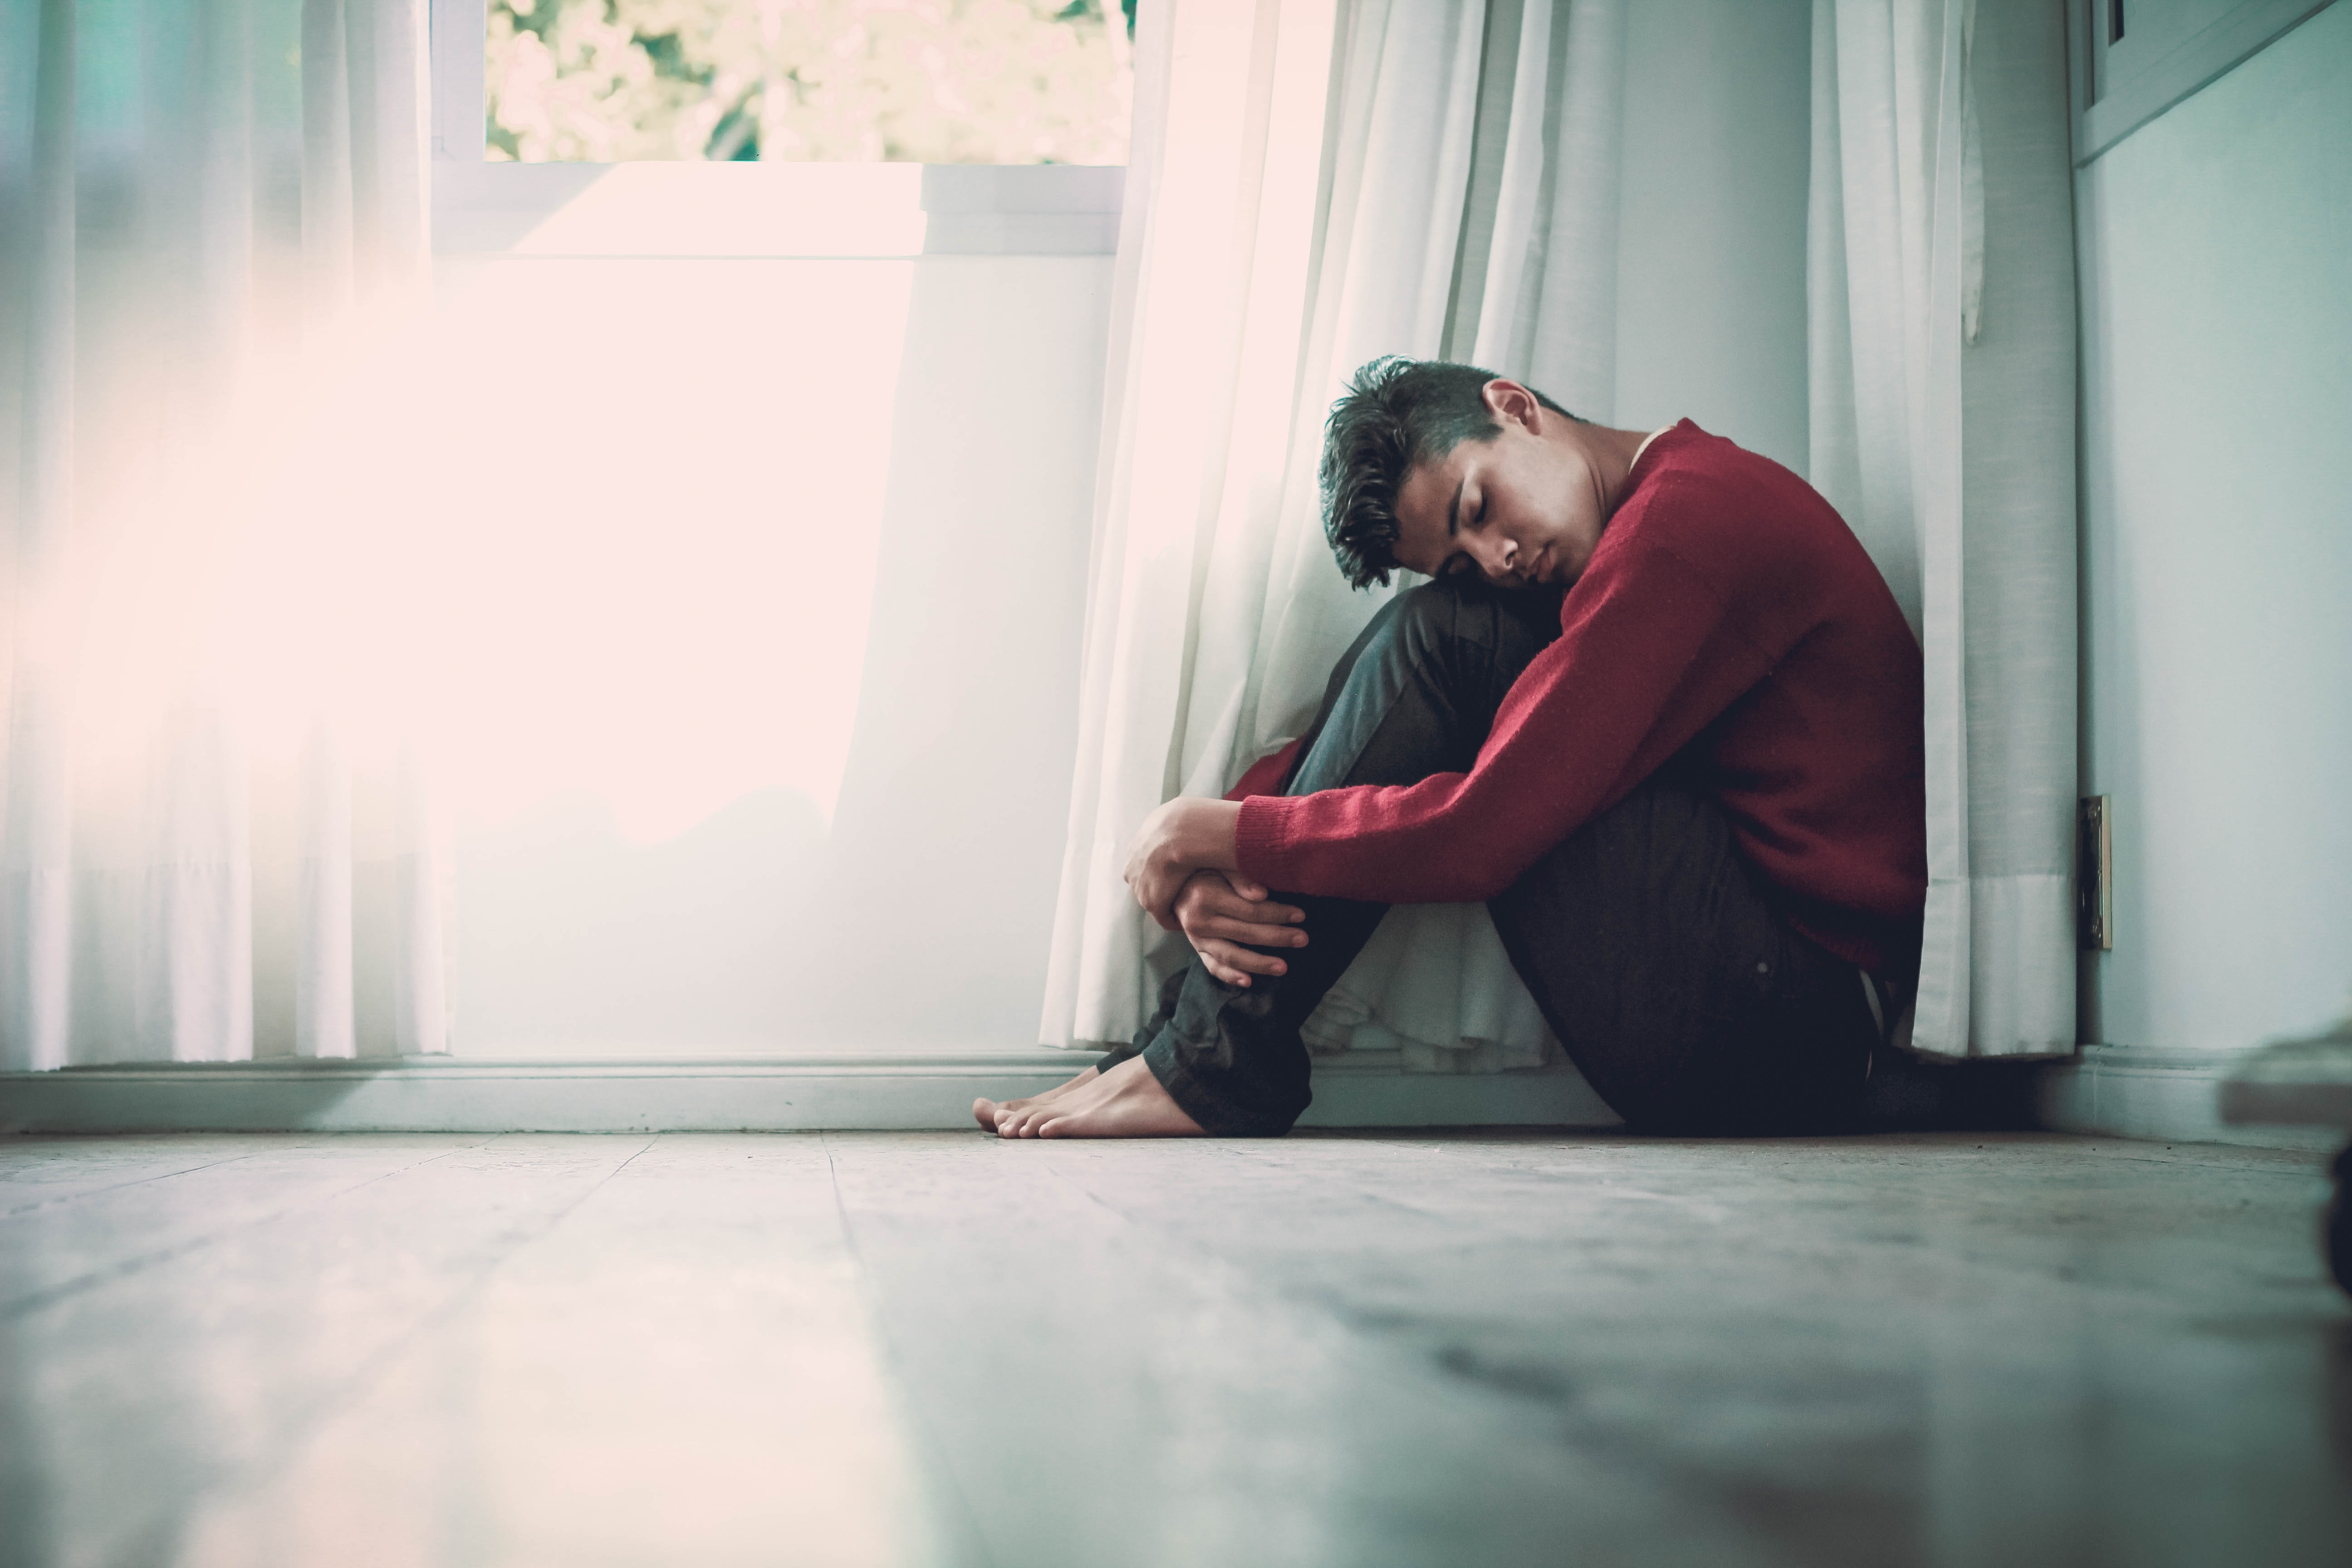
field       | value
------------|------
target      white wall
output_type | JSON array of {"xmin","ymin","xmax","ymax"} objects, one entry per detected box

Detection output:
[
  {"xmin": 432, "ymin": 254, "xmax": 1111, "ymax": 1054},
  {"xmin": 2076, "ymin": 1, "xmax": 2352, "ymax": 1052},
  {"xmin": 1614, "ymin": 0, "xmax": 1814, "ymax": 472}
]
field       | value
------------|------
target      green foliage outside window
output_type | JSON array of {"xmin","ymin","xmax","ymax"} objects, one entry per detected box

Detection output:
[{"xmin": 487, "ymin": 0, "xmax": 1134, "ymax": 164}]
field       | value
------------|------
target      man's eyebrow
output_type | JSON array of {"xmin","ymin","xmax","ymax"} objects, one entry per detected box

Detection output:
[{"xmin": 1447, "ymin": 477, "xmax": 1465, "ymax": 538}]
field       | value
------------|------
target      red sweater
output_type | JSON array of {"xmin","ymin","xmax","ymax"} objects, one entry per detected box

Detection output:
[{"xmin": 1231, "ymin": 421, "xmax": 1927, "ymax": 975}]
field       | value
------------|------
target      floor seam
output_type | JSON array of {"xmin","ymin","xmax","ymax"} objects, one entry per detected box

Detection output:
[
  {"xmin": 0, "ymin": 1134, "xmax": 514, "ymax": 1322},
  {"xmin": 0, "ymin": 1140, "xmax": 341, "ymax": 1221},
  {"xmin": 111, "ymin": 1133, "xmax": 663, "ymax": 1548},
  {"xmin": 822, "ymin": 1132, "xmax": 1000, "ymax": 1568}
]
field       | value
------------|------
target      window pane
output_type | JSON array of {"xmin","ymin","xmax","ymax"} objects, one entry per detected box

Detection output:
[{"xmin": 486, "ymin": 0, "xmax": 1134, "ymax": 164}]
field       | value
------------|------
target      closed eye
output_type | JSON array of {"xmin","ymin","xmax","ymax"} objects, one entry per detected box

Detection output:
[{"xmin": 1438, "ymin": 500, "xmax": 1491, "ymax": 579}]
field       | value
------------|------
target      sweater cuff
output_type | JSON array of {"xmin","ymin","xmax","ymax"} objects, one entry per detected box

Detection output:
[{"xmin": 1232, "ymin": 794, "xmax": 1295, "ymax": 883}]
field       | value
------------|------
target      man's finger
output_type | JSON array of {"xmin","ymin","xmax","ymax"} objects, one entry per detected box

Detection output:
[
  {"xmin": 1203, "ymin": 887, "xmax": 1305, "ymax": 926},
  {"xmin": 1199, "ymin": 940, "xmax": 1287, "ymax": 983},
  {"xmin": 1136, "ymin": 864, "xmax": 1186, "ymax": 928},
  {"xmin": 1227, "ymin": 874, "xmax": 1270, "ymax": 902},
  {"xmin": 1204, "ymin": 919, "xmax": 1307, "ymax": 948},
  {"xmin": 1137, "ymin": 873, "xmax": 1177, "ymax": 928},
  {"xmin": 1213, "ymin": 888, "xmax": 1308, "ymax": 926}
]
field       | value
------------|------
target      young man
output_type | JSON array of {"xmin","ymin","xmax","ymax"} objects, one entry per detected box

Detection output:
[{"xmin": 978, "ymin": 357, "xmax": 1926, "ymax": 1140}]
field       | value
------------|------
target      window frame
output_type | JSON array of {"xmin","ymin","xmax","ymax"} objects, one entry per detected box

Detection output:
[
  {"xmin": 2068, "ymin": 0, "xmax": 2338, "ymax": 165},
  {"xmin": 426, "ymin": 0, "xmax": 1127, "ymax": 259}
]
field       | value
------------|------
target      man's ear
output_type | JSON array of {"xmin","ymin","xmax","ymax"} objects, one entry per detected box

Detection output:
[{"xmin": 1482, "ymin": 378, "xmax": 1542, "ymax": 431}]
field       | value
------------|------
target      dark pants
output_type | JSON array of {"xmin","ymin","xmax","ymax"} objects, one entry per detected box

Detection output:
[{"xmin": 1096, "ymin": 576, "xmax": 1901, "ymax": 1137}]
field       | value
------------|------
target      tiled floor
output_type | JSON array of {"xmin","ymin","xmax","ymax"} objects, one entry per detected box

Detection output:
[{"xmin": 2, "ymin": 1130, "xmax": 2346, "ymax": 1567}]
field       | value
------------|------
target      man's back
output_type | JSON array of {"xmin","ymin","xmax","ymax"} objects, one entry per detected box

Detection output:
[{"xmin": 1592, "ymin": 422, "xmax": 1926, "ymax": 971}]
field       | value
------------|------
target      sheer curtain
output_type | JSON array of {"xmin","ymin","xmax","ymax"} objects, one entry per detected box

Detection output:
[
  {"xmin": 1050, "ymin": 0, "xmax": 2078, "ymax": 1071},
  {"xmin": 0, "ymin": 0, "xmax": 447, "ymax": 1071},
  {"xmin": 1808, "ymin": 0, "xmax": 2077, "ymax": 1059},
  {"xmin": 1040, "ymin": 0, "xmax": 1631, "ymax": 1072}
]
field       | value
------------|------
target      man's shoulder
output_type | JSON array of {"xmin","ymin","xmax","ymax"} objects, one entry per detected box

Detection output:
[
  {"xmin": 1605, "ymin": 428, "xmax": 1877, "ymax": 609},
  {"xmin": 1632, "ymin": 427, "xmax": 1829, "ymax": 531}
]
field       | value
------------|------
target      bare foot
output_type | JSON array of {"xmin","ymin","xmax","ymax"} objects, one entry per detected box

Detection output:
[
  {"xmin": 973, "ymin": 1066, "xmax": 1098, "ymax": 1132},
  {"xmin": 997, "ymin": 1055, "xmax": 1205, "ymax": 1140}
]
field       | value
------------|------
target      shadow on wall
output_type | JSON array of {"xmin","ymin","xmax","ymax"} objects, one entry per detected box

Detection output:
[{"xmin": 435, "ymin": 253, "xmax": 1112, "ymax": 1055}]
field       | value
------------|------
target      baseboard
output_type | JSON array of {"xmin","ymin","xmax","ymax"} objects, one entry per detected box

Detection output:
[
  {"xmin": 0, "ymin": 1052, "xmax": 1622, "ymax": 1134},
  {"xmin": 2037, "ymin": 1044, "xmax": 2340, "ymax": 1151},
  {"xmin": 14, "ymin": 1047, "xmax": 2342, "ymax": 1148}
]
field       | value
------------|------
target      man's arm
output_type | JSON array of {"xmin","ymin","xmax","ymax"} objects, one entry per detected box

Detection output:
[
  {"xmin": 1123, "ymin": 528, "xmax": 1773, "ymax": 918},
  {"xmin": 1233, "ymin": 544, "xmax": 1773, "ymax": 905}
]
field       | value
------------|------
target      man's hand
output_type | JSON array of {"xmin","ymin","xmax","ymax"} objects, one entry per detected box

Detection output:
[
  {"xmin": 1175, "ymin": 871, "xmax": 1307, "ymax": 988},
  {"xmin": 1122, "ymin": 797, "xmax": 1243, "ymax": 928}
]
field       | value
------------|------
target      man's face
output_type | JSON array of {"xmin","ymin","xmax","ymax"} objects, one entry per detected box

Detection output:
[{"xmin": 1392, "ymin": 383, "xmax": 1605, "ymax": 589}]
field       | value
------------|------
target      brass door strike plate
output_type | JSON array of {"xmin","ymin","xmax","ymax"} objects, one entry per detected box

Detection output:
[{"xmin": 2078, "ymin": 795, "xmax": 2113, "ymax": 951}]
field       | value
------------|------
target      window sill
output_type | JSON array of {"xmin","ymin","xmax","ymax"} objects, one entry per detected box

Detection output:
[{"xmin": 432, "ymin": 162, "xmax": 1124, "ymax": 258}]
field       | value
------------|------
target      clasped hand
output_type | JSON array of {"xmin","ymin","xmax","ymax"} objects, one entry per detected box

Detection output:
[
  {"xmin": 1119, "ymin": 795, "xmax": 1243, "ymax": 926},
  {"xmin": 1171, "ymin": 871, "xmax": 1307, "ymax": 987},
  {"xmin": 1120, "ymin": 796, "xmax": 1301, "ymax": 987}
]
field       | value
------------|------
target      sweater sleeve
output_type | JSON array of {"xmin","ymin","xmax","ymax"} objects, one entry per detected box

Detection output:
[{"xmin": 1232, "ymin": 542, "xmax": 1784, "ymax": 903}]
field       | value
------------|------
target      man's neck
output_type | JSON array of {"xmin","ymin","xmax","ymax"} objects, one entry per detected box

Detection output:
[{"xmin": 1586, "ymin": 423, "xmax": 1669, "ymax": 516}]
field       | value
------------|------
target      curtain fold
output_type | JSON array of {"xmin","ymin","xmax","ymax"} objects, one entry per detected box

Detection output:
[
  {"xmin": 1041, "ymin": 0, "xmax": 1630, "ymax": 1071},
  {"xmin": 1808, "ymin": 0, "xmax": 2077, "ymax": 1059},
  {"xmin": 0, "ymin": 0, "xmax": 446, "ymax": 1070}
]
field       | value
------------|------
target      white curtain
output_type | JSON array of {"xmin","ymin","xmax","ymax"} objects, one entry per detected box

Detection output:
[
  {"xmin": 1040, "ymin": 0, "xmax": 1631, "ymax": 1071},
  {"xmin": 1808, "ymin": 0, "xmax": 2076, "ymax": 1059},
  {"xmin": 0, "ymin": 0, "xmax": 447, "ymax": 1070}
]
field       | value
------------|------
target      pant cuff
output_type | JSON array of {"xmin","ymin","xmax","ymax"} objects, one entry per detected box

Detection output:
[
  {"xmin": 1139, "ymin": 1033, "xmax": 1304, "ymax": 1137},
  {"xmin": 1089, "ymin": 1039, "xmax": 1142, "ymax": 1073}
]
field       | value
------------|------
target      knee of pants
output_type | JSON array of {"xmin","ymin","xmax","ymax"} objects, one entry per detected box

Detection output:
[
  {"xmin": 1387, "ymin": 577, "xmax": 1562, "ymax": 686},
  {"xmin": 1361, "ymin": 581, "xmax": 1465, "ymax": 672}
]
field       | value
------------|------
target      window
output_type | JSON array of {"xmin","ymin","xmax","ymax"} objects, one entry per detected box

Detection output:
[
  {"xmin": 428, "ymin": 0, "xmax": 1130, "ymax": 257},
  {"xmin": 415, "ymin": 1, "xmax": 1124, "ymax": 1054},
  {"xmin": 481, "ymin": 0, "xmax": 1132, "ymax": 164}
]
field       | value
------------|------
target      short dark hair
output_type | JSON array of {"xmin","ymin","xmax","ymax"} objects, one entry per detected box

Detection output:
[{"xmin": 1318, "ymin": 357, "xmax": 1583, "ymax": 589}]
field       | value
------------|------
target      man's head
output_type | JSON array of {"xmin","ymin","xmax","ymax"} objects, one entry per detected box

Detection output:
[{"xmin": 1319, "ymin": 357, "xmax": 1607, "ymax": 591}]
